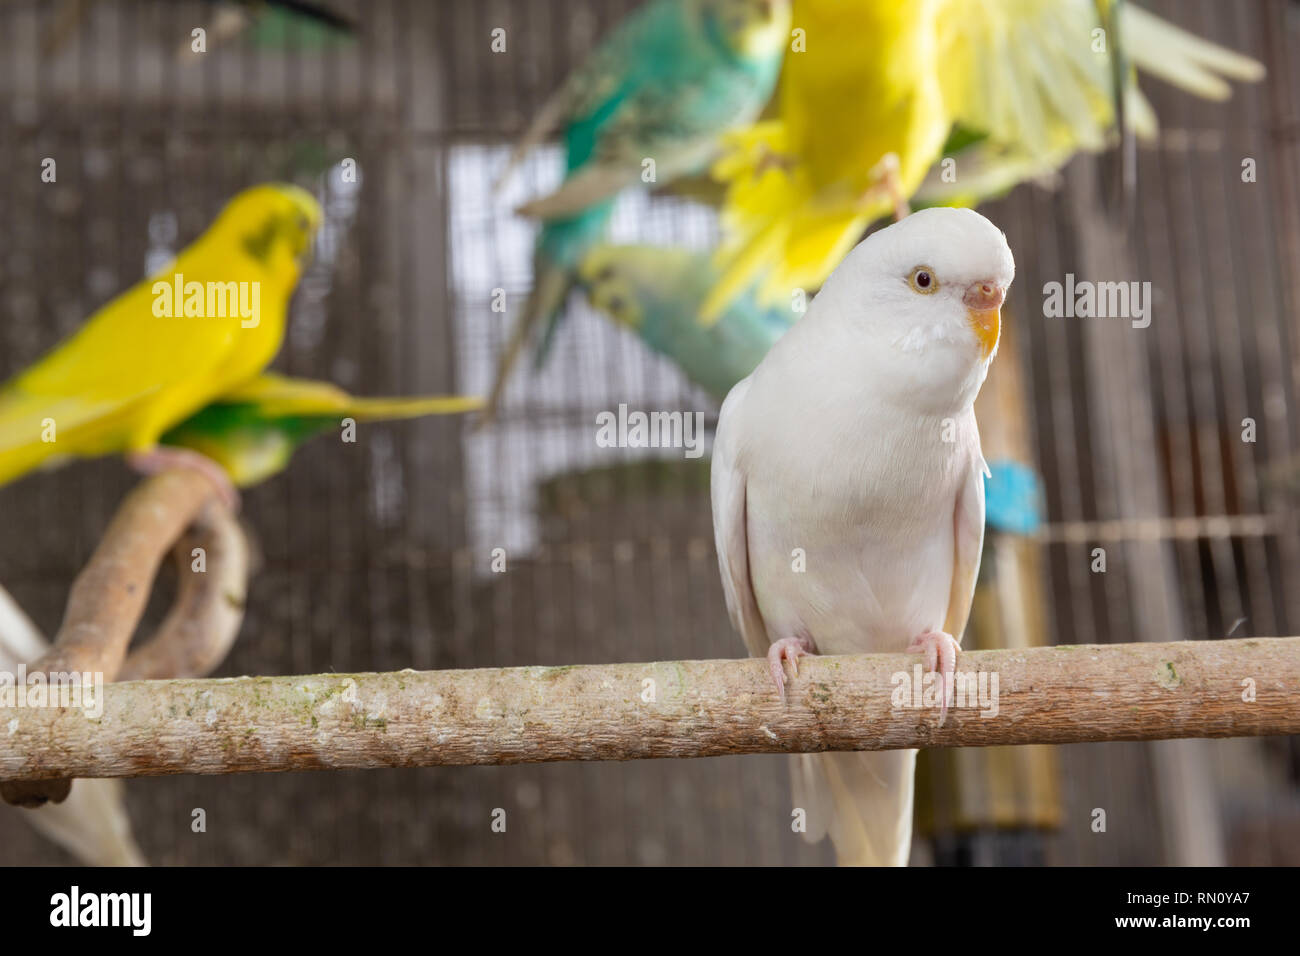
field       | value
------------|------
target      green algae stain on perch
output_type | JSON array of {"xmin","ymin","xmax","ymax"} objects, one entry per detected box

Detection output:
[{"xmin": 1155, "ymin": 661, "xmax": 1182, "ymax": 690}]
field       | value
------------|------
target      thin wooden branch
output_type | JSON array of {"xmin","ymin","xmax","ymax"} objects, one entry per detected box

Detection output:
[
  {"xmin": 1, "ymin": 638, "xmax": 1295, "ymax": 782},
  {"xmin": 117, "ymin": 503, "xmax": 250, "ymax": 681},
  {"xmin": 0, "ymin": 471, "xmax": 241, "ymax": 807},
  {"xmin": 26, "ymin": 470, "xmax": 218, "ymax": 678}
]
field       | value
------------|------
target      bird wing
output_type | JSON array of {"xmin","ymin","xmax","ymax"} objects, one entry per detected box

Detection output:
[
  {"xmin": 944, "ymin": 441, "xmax": 990, "ymax": 641},
  {"xmin": 928, "ymin": 0, "xmax": 1264, "ymax": 203},
  {"xmin": 936, "ymin": 0, "xmax": 1118, "ymax": 165},
  {"xmin": 519, "ymin": 76, "xmax": 765, "ymax": 220},
  {"xmin": 0, "ymin": 278, "xmax": 242, "ymax": 476},
  {"xmin": 9, "ymin": 289, "xmax": 240, "ymax": 406},
  {"xmin": 1121, "ymin": 3, "xmax": 1264, "ymax": 100},
  {"xmin": 493, "ymin": 0, "xmax": 667, "ymax": 194},
  {"xmin": 705, "ymin": 0, "xmax": 951, "ymax": 321},
  {"xmin": 710, "ymin": 375, "xmax": 770, "ymax": 658},
  {"xmin": 518, "ymin": 2, "xmax": 776, "ymax": 220}
]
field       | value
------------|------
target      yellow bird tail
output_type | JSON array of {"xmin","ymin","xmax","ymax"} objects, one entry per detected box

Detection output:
[
  {"xmin": 212, "ymin": 373, "xmax": 481, "ymax": 422},
  {"xmin": 340, "ymin": 394, "xmax": 484, "ymax": 422}
]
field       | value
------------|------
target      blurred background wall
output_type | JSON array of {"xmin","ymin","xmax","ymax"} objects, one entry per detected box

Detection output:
[{"xmin": 0, "ymin": 0, "xmax": 1297, "ymax": 864}]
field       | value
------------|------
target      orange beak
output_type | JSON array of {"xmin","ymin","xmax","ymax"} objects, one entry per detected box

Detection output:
[{"xmin": 964, "ymin": 280, "xmax": 1004, "ymax": 357}]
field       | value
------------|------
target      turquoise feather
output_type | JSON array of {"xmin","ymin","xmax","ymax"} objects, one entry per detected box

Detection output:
[
  {"xmin": 983, "ymin": 459, "xmax": 1045, "ymax": 535},
  {"xmin": 486, "ymin": 0, "xmax": 790, "ymax": 415}
]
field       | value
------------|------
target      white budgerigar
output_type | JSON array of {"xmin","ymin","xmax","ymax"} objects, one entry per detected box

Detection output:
[{"xmin": 710, "ymin": 206, "xmax": 1013, "ymax": 865}]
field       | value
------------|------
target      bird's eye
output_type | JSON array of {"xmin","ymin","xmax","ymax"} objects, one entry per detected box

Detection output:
[
  {"xmin": 607, "ymin": 296, "xmax": 627, "ymax": 314},
  {"xmin": 908, "ymin": 266, "xmax": 938, "ymax": 294}
]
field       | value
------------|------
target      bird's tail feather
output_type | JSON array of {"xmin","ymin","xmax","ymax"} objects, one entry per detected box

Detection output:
[
  {"xmin": 24, "ymin": 779, "xmax": 148, "ymax": 867},
  {"xmin": 792, "ymin": 749, "xmax": 917, "ymax": 866},
  {"xmin": 341, "ymin": 394, "xmax": 484, "ymax": 421},
  {"xmin": 481, "ymin": 265, "xmax": 573, "ymax": 423},
  {"xmin": 493, "ymin": 88, "xmax": 570, "ymax": 196}
]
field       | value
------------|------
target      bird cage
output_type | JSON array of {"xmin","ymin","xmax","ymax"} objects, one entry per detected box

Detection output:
[{"xmin": 0, "ymin": 0, "xmax": 1296, "ymax": 866}]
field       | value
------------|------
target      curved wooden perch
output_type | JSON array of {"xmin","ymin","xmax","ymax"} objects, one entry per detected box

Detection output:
[
  {"xmin": 1, "ymin": 471, "xmax": 249, "ymax": 806},
  {"xmin": 1, "ymin": 637, "xmax": 1296, "ymax": 781},
  {"xmin": 115, "ymin": 503, "xmax": 250, "ymax": 682}
]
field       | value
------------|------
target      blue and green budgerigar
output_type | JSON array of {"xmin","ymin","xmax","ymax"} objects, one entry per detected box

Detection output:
[
  {"xmin": 160, "ymin": 373, "xmax": 482, "ymax": 488},
  {"xmin": 485, "ymin": 0, "xmax": 792, "ymax": 419},
  {"xmin": 578, "ymin": 243, "xmax": 793, "ymax": 402}
]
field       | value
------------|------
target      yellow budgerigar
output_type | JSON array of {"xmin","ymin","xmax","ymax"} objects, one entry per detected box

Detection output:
[
  {"xmin": 704, "ymin": 0, "xmax": 1264, "ymax": 318},
  {"xmin": 0, "ymin": 183, "xmax": 321, "ymax": 502}
]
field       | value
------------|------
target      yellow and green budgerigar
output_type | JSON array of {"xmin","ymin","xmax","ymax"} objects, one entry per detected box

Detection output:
[
  {"xmin": 703, "ymin": 0, "xmax": 1265, "ymax": 318},
  {"xmin": 159, "ymin": 373, "xmax": 482, "ymax": 488},
  {"xmin": 0, "ymin": 183, "xmax": 321, "ymax": 501}
]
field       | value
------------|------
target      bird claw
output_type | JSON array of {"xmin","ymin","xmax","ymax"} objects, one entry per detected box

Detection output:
[
  {"xmin": 767, "ymin": 633, "xmax": 816, "ymax": 700},
  {"xmin": 908, "ymin": 629, "xmax": 959, "ymax": 725}
]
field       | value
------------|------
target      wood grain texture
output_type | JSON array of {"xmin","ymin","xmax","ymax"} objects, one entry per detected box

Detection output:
[{"xmin": 2, "ymin": 638, "xmax": 1295, "ymax": 782}]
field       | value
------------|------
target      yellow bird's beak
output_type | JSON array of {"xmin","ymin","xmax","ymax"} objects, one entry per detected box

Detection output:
[{"xmin": 964, "ymin": 280, "xmax": 1004, "ymax": 358}]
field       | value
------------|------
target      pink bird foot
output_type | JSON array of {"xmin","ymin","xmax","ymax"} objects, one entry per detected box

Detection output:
[
  {"xmin": 767, "ymin": 632, "xmax": 817, "ymax": 700},
  {"xmin": 127, "ymin": 446, "xmax": 240, "ymax": 512},
  {"xmin": 908, "ymin": 629, "xmax": 960, "ymax": 725}
]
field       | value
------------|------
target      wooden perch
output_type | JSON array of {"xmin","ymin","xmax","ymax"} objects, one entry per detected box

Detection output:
[
  {"xmin": 1, "ymin": 471, "xmax": 248, "ymax": 807},
  {"xmin": 1, "ymin": 638, "xmax": 1296, "ymax": 782},
  {"xmin": 116, "ymin": 502, "xmax": 250, "ymax": 682},
  {"xmin": 21, "ymin": 470, "xmax": 218, "ymax": 679}
]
